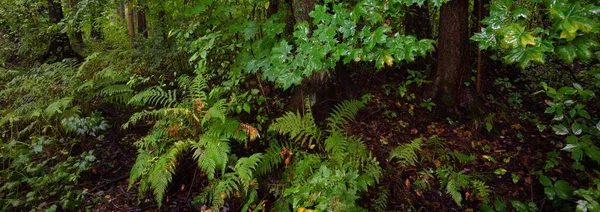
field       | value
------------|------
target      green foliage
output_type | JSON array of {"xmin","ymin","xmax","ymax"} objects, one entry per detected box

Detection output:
[
  {"xmin": 0, "ymin": 63, "xmax": 105, "ymax": 210},
  {"xmin": 269, "ymin": 97, "xmax": 381, "ymax": 211},
  {"xmin": 436, "ymin": 166, "xmax": 490, "ymax": 206},
  {"xmin": 125, "ymin": 61, "xmax": 261, "ymax": 209},
  {"xmin": 472, "ymin": 0, "xmax": 600, "ymax": 68},
  {"xmin": 388, "ymin": 138, "xmax": 422, "ymax": 166}
]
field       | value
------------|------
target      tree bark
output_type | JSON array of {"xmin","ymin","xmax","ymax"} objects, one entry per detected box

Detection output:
[
  {"xmin": 430, "ymin": 0, "xmax": 470, "ymax": 107},
  {"xmin": 90, "ymin": 1, "xmax": 103, "ymax": 40},
  {"xmin": 286, "ymin": 0, "xmax": 353, "ymax": 124},
  {"xmin": 268, "ymin": 0, "xmax": 278, "ymax": 18},
  {"xmin": 291, "ymin": 0, "xmax": 315, "ymax": 24},
  {"xmin": 117, "ymin": 1, "xmax": 125, "ymax": 20},
  {"xmin": 404, "ymin": 2, "xmax": 432, "ymax": 71},
  {"xmin": 126, "ymin": 2, "xmax": 135, "ymax": 40},
  {"xmin": 44, "ymin": 0, "xmax": 80, "ymax": 62},
  {"xmin": 404, "ymin": 2, "xmax": 431, "ymax": 39},
  {"xmin": 67, "ymin": 0, "xmax": 84, "ymax": 44},
  {"xmin": 137, "ymin": 2, "xmax": 148, "ymax": 38}
]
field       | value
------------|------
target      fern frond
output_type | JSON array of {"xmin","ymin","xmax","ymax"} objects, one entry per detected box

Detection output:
[
  {"xmin": 388, "ymin": 138, "xmax": 422, "ymax": 167},
  {"xmin": 446, "ymin": 178, "xmax": 463, "ymax": 206},
  {"xmin": 204, "ymin": 118, "xmax": 246, "ymax": 142},
  {"xmin": 44, "ymin": 97, "xmax": 73, "ymax": 118},
  {"xmin": 97, "ymin": 84, "xmax": 133, "ymax": 97},
  {"xmin": 324, "ymin": 131, "xmax": 347, "ymax": 155},
  {"xmin": 190, "ymin": 73, "xmax": 208, "ymax": 100},
  {"xmin": 373, "ymin": 186, "xmax": 390, "ymax": 212},
  {"xmin": 128, "ymin": 88, "xmax": 177, "ymax": 108},
  {"xmin": 233, "ymin": 153, "xmax": 262, "ymax": 193},
  {"xmin": 326, "ymin": 99, "xmax": 366, "ymax": 132},
  {"xmin": 201, "ymin": 99, "xmax": 227, "ymax": 125},
  {"xmin": 269, "ymin": 111, "xmax": 320, "ymax": 147},
  {"xmin": 129, "ymin": 151, "xmax": 152, "ymax": 189},
  {"xmin": 255, "ymin": 141, "xmax": 286, "ymax": 177},
  {"xmin": 123, "ymin": 110, "xmax": 164, "ymax": 129},
  {"xmin": 471, "ymin": 180, "xmax": 490, "ymax": 201},
  {"xmin": 193, "ymin": 136, "xmax": 230, "ymax": 180},
  {"xmin": 148, "ymin": 140, "xmax": 191, "ymax": 206}
]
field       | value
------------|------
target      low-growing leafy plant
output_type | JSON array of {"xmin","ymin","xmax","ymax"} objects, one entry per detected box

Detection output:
[{"xmin": 265, "ymin": 95, "xmax": 382, "ymax": 211}]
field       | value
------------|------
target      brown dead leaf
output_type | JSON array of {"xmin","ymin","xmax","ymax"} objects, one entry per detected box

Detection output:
[
  {"xmin": 465, "ymin": 191, "xmax": 471, "ymax": 200},
  {"xmin": 511, "ymin": 123, "xmax": 522, "ymax": 130},
  {"xmin": 525, "ymin": 176, "xmax": 532, "ymax": 184},
  {"xmin": 415, "ymin": 189, "xmax": 422, "ymax": 197},
  {"xmin": 433, "ymin": 160, "xmax": 441, "ymax": 168},
  {"xmin": 284, "ymin": 156, "xmax": 291, "ymax": 165},
  {"xmin": 405, "ymin": 178, "xmax": 411, "ymax": 189},
  {"xmin": 410, "ymin": 128, "xmax": 418, "ymax": 135}
]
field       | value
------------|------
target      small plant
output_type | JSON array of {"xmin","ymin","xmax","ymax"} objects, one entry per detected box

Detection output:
[{"xmin": 267, "ymin": 95, "xmax": 381, "ymax": 211}]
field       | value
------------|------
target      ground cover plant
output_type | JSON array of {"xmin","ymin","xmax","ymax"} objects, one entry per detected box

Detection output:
[{"xmin": 1, "ymin": 0, "xmax": 599, "ymax": 211}]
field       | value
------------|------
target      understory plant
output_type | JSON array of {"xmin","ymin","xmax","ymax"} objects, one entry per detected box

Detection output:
[
  {"xmin": 125, "ymin": 61, "xmax": 262, "ymax": 209},
  {"xmin": 0, "ymin": 62, "xmax": 105, "ymax": 210},
  {"xmin": 264, "ymin": 95, "xmax": 382, "ymax": 211}
]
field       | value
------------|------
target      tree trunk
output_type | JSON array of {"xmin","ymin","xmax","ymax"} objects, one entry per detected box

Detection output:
[
  {"xmin": 137, "ymin": 2, "xmax": 148, "ymax": 38},
  {"xmin": 117, "ymin": 1, "xmax": 125, "ymax": 20},
  {"xmin": 430, "ymin": 0, "xmax": 470, "ymax": 108},
  {"xmin": 286, "ymin": 0, "xmax": 352, "ymax": 124},
  {"xmin": 67, "ymin": 0, "xmax": 84, "ymax": 44},
  {"xmin": 291, "ymin": 0, "xmax": 315, "ymax": 24},
  {"xmin": 404, "ymin": 2, "xmax": 432, "ymax": 71},
  {"xmin": 268, "ymin": 0, "xmax": 278, "ymax": 18},
  {"xmin": 158, "ymin": 10, "xmax": 167, "ymax": 41},
  {"xmin": 44, "ymin": 0, "xmax": 80, "ymax": 62},
  {"xmin": 126, "ymin": 2, "xmax": 135, "ymax": 40},
  {"xmin": 90, "ymin": 2, "xmax": 103, "ymax": 40},
  {"xmin": 404, "ymin": 2, "xmax": 431, "ymax": 39}
]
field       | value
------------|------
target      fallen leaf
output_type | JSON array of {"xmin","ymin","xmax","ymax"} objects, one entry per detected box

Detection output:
[
  {"xmin": 405, "ymin": 178, "xmax": 411, "ymax": 189},
  {"xmin": 511, "ymin": 123, "xmax": 522, "ymax": 130},
  {"xmin": 433, "ymin": 160, "xmax": 441, "ymax": 168}
]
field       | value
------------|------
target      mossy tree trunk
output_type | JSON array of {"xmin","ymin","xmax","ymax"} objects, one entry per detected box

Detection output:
[
  {"xmin": 430, "ymin": 0, "xmax": 470, "ymax": 108},
  {"xmin": 44, "ymin": 0, "xmax": 80, "ymax": 62}
]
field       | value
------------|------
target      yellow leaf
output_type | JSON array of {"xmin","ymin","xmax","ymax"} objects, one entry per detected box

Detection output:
[{"xmin": 384, "ymin": 55, "xmax": 394, "ymax": 66}]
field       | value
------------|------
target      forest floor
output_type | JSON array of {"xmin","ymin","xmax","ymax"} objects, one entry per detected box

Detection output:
[{"xmin": 79, "ymin": 68, "xmax": 576, "ymax": 212}]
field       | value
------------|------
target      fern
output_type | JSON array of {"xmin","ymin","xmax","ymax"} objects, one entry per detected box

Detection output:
[
  {"xmin": 193, "ymin": 136, "xmax": 231, "ymax": 180},
  {"xmin": 326, "ymin": 99, "xmax": 366, "ymax": 132},
  {"xmin": 389, "ymin": 138, "xmax": 422, "ymax": 167},
  {"xmin": 269, "ymin": 96, "xmax": 381, "ymax": 211},
  {"xmin": 269, "ymin": 110, "xmax": 321, "ymax": 147},
  {"xmin": 128, "ymin": 88, "xmax": 177, "ymax": 108},
  {"xmin": 44, "ymin": 97, "xmax": 73, "ymax": 118},
  {"xmin": 373, "ymin": 186, "xmax": 390, "ymax": 212},
  {"xmin": 233, "ymin": 153, "xmax": 262, "ymax": 193},
  {"xmin": 436, "ymin": 166, "xmax": 472, "ymax": 206},
  {"xmin": 255, "ymin": 141, "xmax": 286, "ymax": 177}
]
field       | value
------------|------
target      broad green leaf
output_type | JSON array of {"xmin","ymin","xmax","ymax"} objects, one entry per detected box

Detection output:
[
  {"xmin": 552, "ymin": 124, "xmax": 569, "ymax": 135},
  {"xmin": 562, "ymin": 144, "xmax": 579, "ymax": 151},
  {"xmin": 571, "ymin": 122, "xmax": 583, "ymax": 135},
  {"xmin": 545, "ymin": 186, "xmax": 557, "ymax": 200},
  {"xmin": 554, "ymin": 180, "xmax": 573, "ymax": 199},
  {"xmin": 539, "ymin": 175, "xmax": 552, "ymax": 187},
  {"xmin": 500, "ymin": 24, "xmax": 536, "ymax": 48}
]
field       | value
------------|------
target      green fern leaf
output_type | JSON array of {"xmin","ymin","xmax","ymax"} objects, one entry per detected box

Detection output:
[
  {"xmin": 388, "ymin": 138, "xmax": 422, "ymax": 166},
  {"xmin": 269, "ymin": 111, "xmax": 321, "ymax": 147},
  {"xmin": 326, "ymin": 99, "xmax": 366, "ymax": 131}
]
